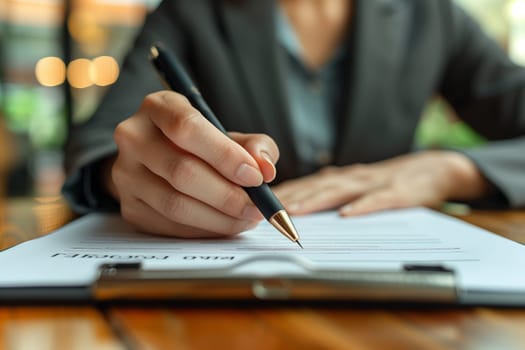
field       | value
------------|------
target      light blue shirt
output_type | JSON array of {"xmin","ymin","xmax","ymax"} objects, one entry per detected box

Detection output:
[{"xmin": 276, "ymin": 8, "xmax": 348, "ymax": 172}]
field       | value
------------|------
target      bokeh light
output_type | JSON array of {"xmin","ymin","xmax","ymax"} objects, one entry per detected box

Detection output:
[
  {"xmin": 90, "ymin": 56, "xmax": 119, "ymax": 86},
  {"xmin": 67, "ymin": 58, "xmax": 94, "ymax": 89},
  {"xmin": 35, "ymin": 57, "xmax": 66, "ymax": 87}
]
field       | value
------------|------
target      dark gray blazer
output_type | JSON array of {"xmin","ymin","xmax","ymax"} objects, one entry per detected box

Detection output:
[{"xmin": 64, "ymin": 0, "xmax": 525, "ymax": 212}]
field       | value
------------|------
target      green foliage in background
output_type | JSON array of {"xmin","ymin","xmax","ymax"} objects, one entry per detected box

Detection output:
[
  {"xmin": 3, "ymin": 87, "xmax": 38, "ymax": 133},
  {"xmin": 416, "ymin": 100, "xmax": 486, "ymax": 149},
  {"xmin": 3, "ymin": 85, "xmax": 67, "ymax": 150}
]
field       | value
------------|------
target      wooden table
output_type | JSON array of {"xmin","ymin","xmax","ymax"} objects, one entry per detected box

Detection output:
[{"xmin": 1, "ymin": 196, "xmax": 524, "ymax": 350}]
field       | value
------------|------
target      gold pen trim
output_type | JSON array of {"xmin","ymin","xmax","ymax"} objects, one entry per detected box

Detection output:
[{"xmin": 269, "ymin": 210, "xmax": 302, "ymax": 248}]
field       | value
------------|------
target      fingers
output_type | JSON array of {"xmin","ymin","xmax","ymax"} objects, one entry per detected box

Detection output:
[
  {"xmin": 121, "ymin": 197, "xmax": 256, "ymax": 238},
  {"xmin": 288, "ymin": 188, "xmax": 362, "ymax": 215},
  {"xmin": 144, "ymin": 91, "xmax": 263, "ymax": 187},
  {"xmin": 230, "ymin": 132, "xmax": 279, "ymax": 183},
  {"xmin": 275, "ymin": 180, "xmax": 364, "ymax": 215},
  {"xmin": 273, "ymin": 167, "xmax": 368, "ymax": 215},
  {"xmin": 339, "ymin": 189, "xmax": 411, "ymax": 217},
  {"xmin": 134, "ymin": 132, "xmax": 263, "ymax": 221},
  {"xmin": 112, "ymin": 91, "xmax": 269, "ymax": 238},
  {"xmin": 273, "ymin": 164, "xmax": 423, "ymax": 217},
  {"xmin": 273, "ymin": 167, "xmax": 340, "ymax": 199},
  {"xmin": 117, "ymin": 164, "xmax": 260, "ymax": 237},
  {"xmin": 114, "ymin": 120, "xmax": 263, "ymax": 222},
  {"xmin": 120, "ymin": 196, "xmax": 223, "ymax": 238}
]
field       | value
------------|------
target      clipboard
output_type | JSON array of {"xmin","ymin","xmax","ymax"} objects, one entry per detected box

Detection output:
[
  {"xmin": 93, "ymin": 256, "xmax": 457, "ymax": 303},
  {"xmin": 1, "ymin": 208, "xmax": 525, "ymax": 306}
]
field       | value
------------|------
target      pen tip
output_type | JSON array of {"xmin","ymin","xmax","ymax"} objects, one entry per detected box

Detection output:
[{"xmin": 296, "ymin": 240, "xmax": 304, "ymax": 249}]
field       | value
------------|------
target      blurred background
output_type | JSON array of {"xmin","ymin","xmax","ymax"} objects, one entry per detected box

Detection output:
[{"xmin": 0, "ymin": 0, "xmax": 524, "ymax": 199}]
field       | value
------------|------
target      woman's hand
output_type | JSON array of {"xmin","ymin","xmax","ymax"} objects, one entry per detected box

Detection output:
[
  {"xmin": 103, "ymin": 90, "xmax": 279, "ymax": 238},
  {"xmin": 273, "ymin": 151, "xmax": 492, "ymax": 216}
]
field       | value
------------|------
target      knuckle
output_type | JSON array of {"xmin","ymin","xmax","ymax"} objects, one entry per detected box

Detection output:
[
  {"xmin": 345, "ymin": 164, "xmax": 375, "ymax": 182},
  {"xmin": 114, "ymin": 117, "xmax": 148, "ymax": 154},
  {"xmin": 143, "ymin": 91, "xmax": 199, "ymax": 144},
  {"xmin": 167, "ymin": 157, "xmax": 196, "ymax": 190},
  {"xmin": 161, "ymin": 191, "xmax": 187, "ymax": 221},
  {"xmin": 142, "ymin": 92, "xmax": 159, "ymax": 109},
  {"xmin": 141, "ymin": 92, "xmax": 166, "ymax": 116},
  {"xmin": 214, "ymin": 143, "xmax": 238, "ymax": 168},
  {"xmin": 219, "ymin": 187, "xmax": 246, "ymax": 216},
  {"xmin": 113, "ymin": 121, "xmax": 132, "ymax": 147},
  {"xmin": 111, "ymin": 158, "xmax": 131, "ymax": 187},
  {"xmin": 111, "ymin": 162, "xmax": 124, "ymax": 183},
  {"xmin": 166, "ymin": 112, "xmax": 201, "ymax": 143}
]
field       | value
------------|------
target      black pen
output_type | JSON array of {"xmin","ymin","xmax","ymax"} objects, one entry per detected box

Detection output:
[{"xmin": 149, "ymin": 44, "xmax": 302, "ymax": 248}]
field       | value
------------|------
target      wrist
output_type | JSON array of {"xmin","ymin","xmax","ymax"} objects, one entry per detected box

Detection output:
[{"xmin": 440, "ymin": 151, "xmax": 493, "ymax": 201}]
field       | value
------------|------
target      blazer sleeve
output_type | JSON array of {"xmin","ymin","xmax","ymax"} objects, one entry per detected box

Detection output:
[
  {"xmin": 62, "ymin": 1, "xmax": 187, "ymax": 213},
  {"xmin": 438, "ymin": 2, "xmax": 525, "ymax": 207}
]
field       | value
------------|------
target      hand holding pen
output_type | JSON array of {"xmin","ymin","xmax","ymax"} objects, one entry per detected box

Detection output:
[
  {"xmin": 104, "ymin": 44, "xmax": 301, "ymax": 246},
  {"xmin": 150, "ymin": 44, "xmax": 301, "ymax": 247}
]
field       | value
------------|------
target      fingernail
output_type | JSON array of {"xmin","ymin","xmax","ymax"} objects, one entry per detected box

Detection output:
[
  {"xmin": 242, "ymin": 205, "xmax": 263, "ymax": 220},
  {"xmin": 260, "ymin": 151, "xmax": 276, "ymax": 182},
  {"xmin": 261, "ymin": 151, "xmax": 275, "ymax": 168},
  {"xmin": 340, "ymin": 204, "xmax": 353, "ymax": 215},
  {"xmin": 236, "ymin": 163, "xmax": 263, "ymax": 186}
]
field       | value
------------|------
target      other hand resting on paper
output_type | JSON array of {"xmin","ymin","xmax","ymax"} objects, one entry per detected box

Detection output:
[
  {"xmin": 101, "ymin": 90, "xmax": 279, "ymax": 238},
  {"xmin": 273, "ymin": 151, "xmax": 493, "ymax": 217}
]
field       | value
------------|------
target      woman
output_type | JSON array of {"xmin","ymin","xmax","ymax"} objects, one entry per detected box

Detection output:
[{"xmin": 64, "ymin": 0, "xmax": 525, "ymax": 237}]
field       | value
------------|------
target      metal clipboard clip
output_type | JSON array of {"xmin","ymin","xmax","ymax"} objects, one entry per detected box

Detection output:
[{"xmin": 93, "ymin": 255, "xmax": 457, "ymax": 302}]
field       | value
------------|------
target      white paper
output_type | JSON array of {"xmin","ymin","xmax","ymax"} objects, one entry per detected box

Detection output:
[{"xmin": 1, "ymin": 208, "xmax": 524, "ymax": 298}]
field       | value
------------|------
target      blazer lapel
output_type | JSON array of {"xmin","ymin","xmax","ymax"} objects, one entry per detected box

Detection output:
[
  {"xmin": 220, "ymin": 0, "xmax": 299, "ymax": 180},
  {"xmin": 334, "ymin": 0, "xmax": 412, "ymax": 165}
]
